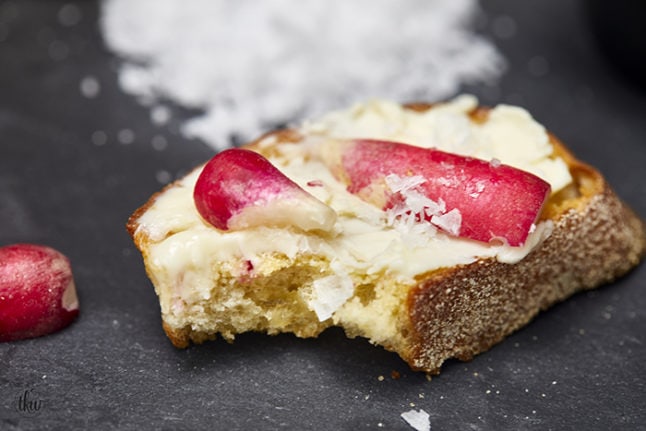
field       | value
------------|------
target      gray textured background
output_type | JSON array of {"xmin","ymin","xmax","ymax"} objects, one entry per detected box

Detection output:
[{"xmin": 1, "ymin": 1, "xmax": 645, "ymax": 430}]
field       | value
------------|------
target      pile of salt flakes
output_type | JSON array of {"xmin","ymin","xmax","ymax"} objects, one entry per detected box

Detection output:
[{"xmin": 101, "ymin": 0, "xmax": 504, "ymax": 153}]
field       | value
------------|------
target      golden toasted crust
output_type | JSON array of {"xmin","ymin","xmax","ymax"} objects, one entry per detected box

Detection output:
[
  {"xmin": 390, "ymin": 110, "xmax": 645, "ymax": 373},
  {"xmin": 162, "ymin": 321, "xmax": 214, "ymax": 348},
  {"xmin": 127, "ymin": 103, "xmax": 646, "ymax": 372},
  {"xmin": 405, "ymin": 159, "xmax": 645, "ymax": 372}
]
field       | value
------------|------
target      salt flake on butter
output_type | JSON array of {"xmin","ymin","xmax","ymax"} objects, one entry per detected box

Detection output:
[{"xmin": 306, "ymin": 273, "xmax": 354, "ymax": 321}]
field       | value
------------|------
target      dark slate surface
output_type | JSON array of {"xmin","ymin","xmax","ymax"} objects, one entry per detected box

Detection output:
[{"xmin": 1, "ymin": 1, "xmax": 645, "ymax": 430}]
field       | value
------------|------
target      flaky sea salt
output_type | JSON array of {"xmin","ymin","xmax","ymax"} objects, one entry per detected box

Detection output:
[
  {"xmin": 306, "ymin": 274, "xmax": 354, "ymax": 321},
  {"xmin": 431, "ymin": 208, "xmax": 462, "ymax": 236},
  {"xmin": 101, "ymin": 0, "xmax": 504, "ymax": 150},
  {"xmin": 385, "ymin": 174, "xmax": 427, "ymax": 195},
  {"xmin": 384, "ymin": 173, "xmax": 462, "ymax": 241},
  {"xmin": 490, "ymin": 158, "xmax": 502, "ymax": 168},
  {"xmin": 401, "ymin": 409, "xmax": 431, "ymax": 431},
  {"xmin": 80, "ymin": 75, "xmax": 101, "ymax": 98}
]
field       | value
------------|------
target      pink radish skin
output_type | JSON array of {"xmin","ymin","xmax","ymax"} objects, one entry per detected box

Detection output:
[
  {"xmin": 324, "ymin": 139, "xmax": 551, "ymax": 246},
  {"xmin": 0, "ymin": 244, "xmax": 79, "ymax": 342},
  {"xmin": 194, "ymin": 148, "xmax": 336, "ymax": 232}
]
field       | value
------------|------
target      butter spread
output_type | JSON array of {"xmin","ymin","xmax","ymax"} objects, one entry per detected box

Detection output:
[
  {"xmin": 136, "ymin": 96, "xmax": 571, "ymax": 317},
  {"xmin": 300, "ymin": 95, "xmax": 571, "ymax": 194}
]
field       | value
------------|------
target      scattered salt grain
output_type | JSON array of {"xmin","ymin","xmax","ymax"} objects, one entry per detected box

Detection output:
[
  {"xmin": 80, "ymin": 75, "xmax": 101, "ymax": 98},
  {"xmin": 491, "ymin": 15, "xmax": 517, "ymax": 40},
  {"xmin": 467, "ymin": 180, "xmax": 486, "ymax": 198},
  {"xmin": 58, "ymin": 4, "xmax": 82, "ymax": 27},
  {"xmin": 101, "ymin": 0, "xmax": 505, "ymax": 150},
  {"xmin": 385, "ymin": 174, "xmax": 427, "ymax": 194},
  {"xmin": 117, "ymin": 128, "xmax": 135, "ymax": 144},
  {"xmin": 401, "ymin": 409, "xmax": 431, "ymax": 431},
  {"xmin": 91, "ymin": 130, "xmax": 108, "ymax": 146},
  {"xmin": 155, "ymin": 170, "xmax": 172, "ymax": 184},
  {"xmin": 151, "ymin": 134, "xmax": 168, "ymax": 151},
  {"xmin": 151, "ymin": 105, "xmax": 171, "ymax": 125},
  {"xmin": 384, "ymin": 173, "xmax": 449, "ymax": 243},
  {"xmin": 431, "ymin": 208, "xmax": 462, "ymax": 236}
]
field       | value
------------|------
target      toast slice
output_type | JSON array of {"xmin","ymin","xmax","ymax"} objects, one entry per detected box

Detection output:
[{"xmin": 127, "ymin": 96, "xmax": 645, "ymax": 373}]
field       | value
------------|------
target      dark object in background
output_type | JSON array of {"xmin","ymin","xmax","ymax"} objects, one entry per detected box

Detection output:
[{"xmin": 586, "ymin": 0, "xmax": 646, "ymax": 91}]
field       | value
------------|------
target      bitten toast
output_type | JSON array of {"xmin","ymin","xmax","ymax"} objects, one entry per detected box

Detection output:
[{"xmin": 127, "ymin": 96, "xmax": 645, "ymax": 373}]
